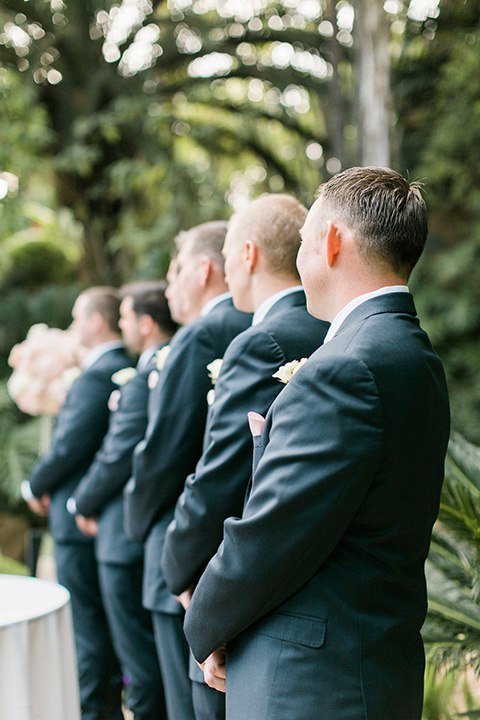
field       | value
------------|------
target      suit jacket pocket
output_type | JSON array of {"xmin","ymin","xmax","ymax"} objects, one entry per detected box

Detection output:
[{"xmin": 251, "ymin": 611, "xmax": 326, "ymax": 649}]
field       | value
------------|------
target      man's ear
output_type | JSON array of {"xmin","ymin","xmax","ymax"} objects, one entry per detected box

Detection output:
[
  {"xmin": 244, "ymin": 240, "xmax": 258, "ymax": 274},
  {"xmin": 89, "ymin": 310, "xmax": 104, "ymax": 334},
  {"xmin": 326, "ymin": 221, "xmax": 341, "ymax": 267},
  {"xmin": 198, "ymin": 256, "xmax": 212, "ymax": 286},
  {"xmin": 139, "ymin": 313, "xmax": 154, "ymax": 338}
]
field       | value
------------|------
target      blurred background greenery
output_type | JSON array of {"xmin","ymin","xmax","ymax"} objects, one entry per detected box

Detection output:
[{"xmin": 1, "ymin": 0, "xmax": 480, "ymax": 711}]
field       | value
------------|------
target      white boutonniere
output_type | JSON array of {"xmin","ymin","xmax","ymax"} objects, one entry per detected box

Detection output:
[
  {"xmin": 111, "ymin": 367, "xmax": 137, "ymax": 386},
  {"xmin": 272, "ymin": 358, "xmax": 308, "ymax": 384},
  {"xmin": 148, "ymin": 370, "xmax": 159, "ymax": 389},
  {"xmin": 155, "ymin": 345, "xmax": 171, "ymax": 370},
  {"xmin": 206, "ymin": 358, "xmax": 223, "ymax": 406},
  {"xmin": 108, "ymin": 389, "xmax": 121, "ymax": 412},
  {"xmin": 207, "ymin": 358, "xmax": 223, "ymax": 385}
]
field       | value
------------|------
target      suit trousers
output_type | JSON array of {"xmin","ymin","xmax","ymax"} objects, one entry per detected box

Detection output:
[
  {"xmin": 97, "ymin": 561, "xmax": 167, "ymax": 720},
  {"xmin": 151, "ymin": 610, "xmax": 195, "ymax": 720},
  {"xmin": 192, "ymin": 679, "xmax": 226, "ymax": 720},
  {"xmin": 54, "ymin": 542, "xmax": 124, "ymax": 720}
]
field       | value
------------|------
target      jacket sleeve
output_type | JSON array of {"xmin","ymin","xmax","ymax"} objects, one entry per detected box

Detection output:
[
  {"xmin": 73, "ymin": 371, "xmax": 149, "ymax": 517},
  {"xmin": 123, "ymin": 324, "xmax": 216, "ymax": 543},
  {"xmin": 161, "ymin": 329, "xmax": 286, "ymax": 595},
  {"xmin": 184, "ymin": 354, "xmax": 384, "ymax": 662},
  {"xmin": 29, "ymin": 369, "xmax": 117, "ymax": 497}
]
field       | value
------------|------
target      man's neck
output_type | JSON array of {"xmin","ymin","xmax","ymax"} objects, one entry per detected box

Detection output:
[
  {"xmin": 200, "ymin": 284, "xmax": 230, "ymax": 311},
  {"xmin": 322, "ymin": 268, "xmax": 407, "ymax": 322},
  {"xmin": 251, "ymin": 277, "xmax": 301, "ymax": 313},
  {"xmin": 89, "ymin": 332, "xmax": 122, "ymax": 348},
  {"xmin": 139, "ymin": 334, "xmax": 172, "ymax": 354}
]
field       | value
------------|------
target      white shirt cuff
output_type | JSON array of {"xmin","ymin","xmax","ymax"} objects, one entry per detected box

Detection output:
[
  {"xmin": 66, "ymin": 497, "xmax": 78, "ymax": 516},
  {"xmin": 21, "ymin": 481, "xmax": 34, "ymax": 502}
]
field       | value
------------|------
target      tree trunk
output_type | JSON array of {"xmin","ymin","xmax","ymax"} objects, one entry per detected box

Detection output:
[
  {"xmin": 325, "ymin": 0, "xmax": 347, "ymax": 168},
  {"xmin": 354, "ymin": 0, "xmax": 392, "ymax": 167}
]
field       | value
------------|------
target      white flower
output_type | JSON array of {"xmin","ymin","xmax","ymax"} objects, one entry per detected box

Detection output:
[
  {"xmin": 272, "ymin": 358, "xmax": 308, "ymax": 384},
  {"xmin": 206, "ymin": 389, "xmax": 216, "ymax": 406},
  {"xmin": 108, "ymin": 389, "xmax": 121, "ymax": 412},
  {"xmin": 111, "ymin": 367, "xmax": 137, "ymax": 386},
  {"xmin": 207, "ymin": 358, "xmax": 223, "ymax": 386},
  {"xmin": 7, "ymin": 324, "xmax": 86, "ymax": 416},
  {"xmin": 61, "ymin": 366, "xmax": 82, "ymax": 388},
  {"xmin": 155, "ymin": 345, "xmax": 171, "ymax": 370},
  {"xmin": 148, "ymin": 370, "xmax": 159, "ymax": 389}
]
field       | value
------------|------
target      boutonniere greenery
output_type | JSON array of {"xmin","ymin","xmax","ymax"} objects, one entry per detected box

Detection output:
[
  {"xmin": 111, "ymin": 367, "xmax": 137, "ymax": 386},
  {"xmin": 272, "ymin": 358, "xmax": 308, "ymax": 384},
  {"xmin": 155, "ymin": 345, "xmax": 171, "ymax": 370},
  {"xmin": 206, "ymin": 358, "xmax": 223, "ymax": 406}
]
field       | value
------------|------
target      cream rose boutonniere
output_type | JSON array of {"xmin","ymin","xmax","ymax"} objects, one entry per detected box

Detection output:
[
  {"xmin": 112, "ymin": 367, "xmax": 137, "ymax": 386},
  {"xmin": 155, "ymin": 345, "xmax": 171, "ymax": 371},
  {"xmin": 272, "ymin": 358, "xmax": 308, "ymax": 384},
  {"xmin": 148, "ymin": 370, "xmax": 159, "ymax": 389},
  {"xmin": 207, "ymin": 358, "xmax": 223, "ymax": 385},
  {"xmin": 206, "ymin": 358, "xmax": 223, "ymax": 406}
]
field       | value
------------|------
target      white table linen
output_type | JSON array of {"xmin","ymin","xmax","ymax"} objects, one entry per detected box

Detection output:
[{"xmin": 0, "ymin": 574, "xmax": 80, "ymax": 720}]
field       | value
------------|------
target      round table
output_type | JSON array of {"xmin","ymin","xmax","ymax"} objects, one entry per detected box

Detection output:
[{"xmin": 0, "ymin": 574, "xmax": 80, "ymax": 720}]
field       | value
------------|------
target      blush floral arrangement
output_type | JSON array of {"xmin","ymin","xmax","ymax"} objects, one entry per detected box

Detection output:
[{"xmin": 7, "ymin": 323, "xmax": 87, "ymax": 418}]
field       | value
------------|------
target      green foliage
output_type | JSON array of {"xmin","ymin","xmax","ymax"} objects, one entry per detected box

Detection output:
[
  {"xmin": 395, "ymin": 1, "xmax": 480, "ymax": 444},
  {"xmin": 0, "ymin": 0, "xmax": 339, "ymax": 283},
  {"xmin": 0, "ymin": 284, "xmax": 81, "ymax": 376},
  {"xmin": 422, "ymin": 659, "xmax": 480, "ymax": 720},
  {"xmin": 424, "ymin": 434, "xmax": 480, "ymax": 676},
  {"xmin": 0, "ymin": 381, "xmax": 44, "ymax": 521},
  {"xmin": 0, "ymin": 551, "xmax": 29, "ymax": 576},
  {"xmin": 2, "ymin": 241, "xmax": 76, "ymax": 290},
  {"xmin": 422, "ymin": 660, "xmax": 461, "ymax": 720}
]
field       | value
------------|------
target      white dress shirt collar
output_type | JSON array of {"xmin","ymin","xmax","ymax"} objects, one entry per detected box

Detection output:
[
  {"xmin": 82, "ymin": 340, "xmax": 125, "ymax": 370},
  {"xmin": 200, "ymin": 292, "xmax": 232, "ymax": 317},
  {"xmin": 323, "ymin": 285, "xmax": 410, "ymax": 344},
  {"xmin": 252, "ymin": 286, "xmax": 303, "ymax": 326},
  {"xmin": 136, "ymin": 343, "xmax": 163, "ymax": 371}
]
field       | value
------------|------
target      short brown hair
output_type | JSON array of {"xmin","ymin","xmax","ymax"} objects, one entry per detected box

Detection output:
[
  {"xmin": 175, "ymin": 221, "xmax": 228, "ymax": 273},
  {"xmin": 230, "ymin": 194, "xmax": 306, "ymax": 280},
  {"xmin": 121, "ymin": 280, "xmax": 178, "ymax": 336},
  {"xmin": 80, "ymin": 286, "xmax": 122, "ymax": 333},
  {"xmin": 317, "ymin": 167, "xmax": 428, "ymax": 279}
]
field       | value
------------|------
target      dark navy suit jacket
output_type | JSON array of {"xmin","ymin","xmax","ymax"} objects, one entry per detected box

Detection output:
[
  {"xmin": 72, "ymin": 345, "xmax": 167, "ymax": 564},
  {"xmin": 185, "ymin": 293, "xmax": 450, "ymax": 720},
  {"xmin": 28, "ymin": 347, "xmax": 132, "ymax": 543},
  {"xmin": 123, "ymin": 297, "xmax": 252, "ymax": 613},
  {"xmin": 162, "ymin": 290, "xmax": 329, "ymax": 596}
]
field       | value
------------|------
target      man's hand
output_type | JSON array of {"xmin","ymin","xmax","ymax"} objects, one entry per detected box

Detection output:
[
  {"xmin": 175, "ymin": 584, "xmax": 194, "ymax": 611},
  {"xmin": 75, "ymin": 515, "xmax": 99, "ymax": 537},
  {"xmin": 200, "ymin": 647, "xmax": 226, "ymax": 693},
  {"xmin": 27, "ymin": 494, "xmax": 50, "ymax": 516}
]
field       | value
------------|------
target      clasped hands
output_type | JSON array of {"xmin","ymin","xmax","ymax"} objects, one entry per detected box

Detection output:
[
  {"xmin": 75, "ymin": 514, "xmax": 99, "ymax": 537},
  {"xmin": 175, "ymin": 585, "xmax": 226, "ymax": 693},
  {"xmin": 27, "ymin": 493, "xmax": 50, "ymax": 517}
]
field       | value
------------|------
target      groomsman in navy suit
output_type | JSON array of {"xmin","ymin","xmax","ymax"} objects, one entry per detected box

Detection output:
[
  {"xmin": 25, "ymin": 287, "xmax": 131, "ymax": 720},
  {"xmin": 68, "ymin": 281, "xmax": 178, "ymax": 720},
  {"xmin": 161, "ymin": 193, "xmax": 329, "ymax": 719},
  {"xmin": 124, "ymin": 221, "xmax": 252, "ymax": 720},
  {"xmin": 185, "ymin": 168, "xmax": 450, "ymax": 720}
]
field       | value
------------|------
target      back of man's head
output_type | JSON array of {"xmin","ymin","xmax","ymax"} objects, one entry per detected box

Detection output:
[
  {"xmin": 230, "ymin": 194, "xmax": 307, "ymax": 281},
  {"xmin": 122, "ymin": 280, "xmax": 178, "ymax": 336},
  {"xmin": 317, "ymin": 167, "xmax": 428, "ymax": 280},
  {"xmin": 80, "ymin": 286, "xmax": 122, "ymax": 334},
  {"xmin": 175, "ymin": 221, "xmax": 228, "ymax": 274}
]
